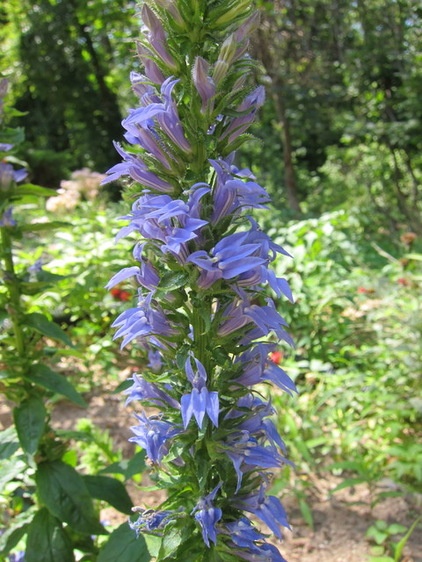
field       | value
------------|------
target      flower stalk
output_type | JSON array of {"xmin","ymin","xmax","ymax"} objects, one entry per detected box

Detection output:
[{"xmin": 106, "ymin": 1, "xmax": 296, "ymax": 560}]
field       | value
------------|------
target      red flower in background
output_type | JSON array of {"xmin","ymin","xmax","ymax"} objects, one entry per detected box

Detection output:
[
  {"xmin": 110, "ymin": 287, "xmax": 132, "ymax": 301},
  {"xmin": 269, "ymin": 351, "xmax": 283, "ymax": 365},
  {"xmin": 357, "ymin": 287, "xmax": 374, "ymax": 294}
]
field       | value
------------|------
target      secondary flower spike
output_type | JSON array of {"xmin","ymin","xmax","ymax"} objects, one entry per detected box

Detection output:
[{"xmin": 106, "ymin": 1, "xmax": 296, "ymax": 559}]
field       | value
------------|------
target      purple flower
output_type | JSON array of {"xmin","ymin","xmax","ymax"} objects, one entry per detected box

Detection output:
[
  {"xmin": 235, "ymin": 344, "xmax": 297, "ymax": 395},
  {"xmin": 225, "ymin": 517, "xmax": 264, "ymax": 547},
  {"xmin": 191, "ymin": 484, "xmax": 222, "ymax": 547},
  {"xmin": 233, "ymin": 486, "xmax": 290, "ymax": 539},
  {"xmin": 103, "ymin": 142, "xmax": 174, "ymax": 192},
  {"xmin": 147, "ymin": 348, "xmax": 163, "ymax": 372},
  {"xmin": 129, "ymin": 412, "xmax": 181, "ymax": 463},
  {"xmin": 236, "ymin": 543, "xmax": 287, "ymax": 561},
  {"xmin": 0, "ymin": 207, "xmax": 17, "ymax": 227},
  {"xmin": 136, "ymin": 42, "xmax": 166, "ymax": 84},
  {"xmin": 111, "ymin": 292, "xmax": 178, "ymax": 348},
  {"xmin": 123, "ymin": 77, "xmax": 191, "ymax": 153},
  {"xmin": 181, "ymin": 355, "xmax": 219, "ymax": 429},
  {"xmin": 193, "ymin": 57, "xmax": 216, "ymax": 112},
  {"xmin": 223, "ymin": 518, "xmax": 287, "ymax": 561},
  {"xmin": 129, "ymin": 508, "xmax": 173, "ymax": 535},
  {"xmin": 188, "ymin": 231, "xmax": 266, "ymax": 289},
  {"xmin": 115, "ymin": 190, "xmax": 208, "ymax": 261},
  {"xmin": 125, "ymin": 374, "xmax": 179, "ymax": 409},
  {"xmin": 221, "ymin": 86, "xmax": 266, "ymax": 144},
  {"xmin": 141, "ymin": 4, "xmax": 177, "ymax": 71},
  {"xmin": 0, "ymin": 162, "xmax": 27, "ymax": 191},
  {"xmin": 218, "ymin": 430, "xmax": 284, "ymax": 492}
]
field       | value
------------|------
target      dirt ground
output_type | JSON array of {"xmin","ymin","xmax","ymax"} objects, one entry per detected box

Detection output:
[{"xmin": 1, "ymin": 386, "xmax": 421, "ymax": 562}]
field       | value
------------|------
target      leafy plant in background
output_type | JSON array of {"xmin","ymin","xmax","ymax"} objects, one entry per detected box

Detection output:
[
  {"xmin": 267, "ymin": 209, "xmax": 421, "ymax": 523},
  {"xmin": 103, "ymin": 0, "xmax": 296, "ymax": 560},
  {"xmin": 366, "ymin": 516, "xmax": 422, "ymax": 562},
  {"xmin": 0, "ymin": 78, "xmax": 137, "ymax": 562}
]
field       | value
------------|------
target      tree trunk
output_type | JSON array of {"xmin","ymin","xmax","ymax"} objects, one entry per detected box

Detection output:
[{"xmin": 255, "ymin": 27, "xmax": 302, "ymax": 213}]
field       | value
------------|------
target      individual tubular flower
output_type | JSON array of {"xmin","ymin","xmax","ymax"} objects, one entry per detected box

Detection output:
[
  {"xmin": 181, "ymin": 355, "xmax": 219, "ymax": 429},
  {"xmin": 129, "ymin": 412, "xmax": 181, "ymax": 464},
  {"xmin": 233, "ymin": 485, "xmax": 291, "ymax": 540},
  {"xmin": 187, "ymin": 231, "xmax": 266, "ymax": 289},
  {"xmin": 111, "ymin": 292, "xmax": 178, "ymax": 348},
  {"xmin": 191, "ymin": 484, "xmax": 222, "ymax": 547},
  {"xmin": 125, "ymin": 374, "xmax": 179, "ymax": 409},
  {"xmin": 130, "ymin": 509, "xmax": 173, "ymax": 536},
  {"xmin": 223, "ymin": 518, "xmax": 287, "ymax": 561}
]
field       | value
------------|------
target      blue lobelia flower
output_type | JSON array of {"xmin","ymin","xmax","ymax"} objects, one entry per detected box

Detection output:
[
  {"xmin": 111, "ymin": 291, "xmax": 179, "ymax": 348},
  {"xmin": 0, "ymin": 162, "xmax": 27, "ymax": 191},
  {"xmin": 235, "ymin": 344, "xmax": 297, "ymax": 396},
  {"xmin": 235, "ymin": 542, "xmax": 288, "ymax": 562},
  {"xmin": 140, "ymin": 4, "xmax": 178, "ymax": 72},
  {"xmin": 223, "ymin": 518, "xmax": 287, "ymax": 561},
  {"xmin": 129, "ymin": 411, "xmax": 181, "ymax": 464},
  {"xmin": 187, "ymin": 230, "xmax": 266, "ymax": 289},
  {"xmin": 224, "ymin": 517, "xmax": 265, "ymax": 548},
  {"xmin": 129, "ymin": 508, "xmax": 173, "ymax": 536},
  {"xmin": 181, "ymin": 354, "xmax": 219, "ymax": 429},
  {"xmin": 191, "ymin": 483, "xmax": 222, "ymax": 547},
  {"xmin": 233, "ymin": 485, "xmax": 291, "ymax": 539},
  {"xmin": 0, "ymin": 207, "xmax": 17, "ymax": 227},
  {"xmin": 102, "ymin": 141, "xmax": 174, "ymax": 191},
  {"xmin": 218, "ymin": 430, "xmax": 284, "ymax": 492},
  {"xmin": 192, "ymin": 56, "xmax": 216, "ymax": 113},
  {"xmin": 124, "ymin": 374, "xmax": 179, "ymax": 409}
]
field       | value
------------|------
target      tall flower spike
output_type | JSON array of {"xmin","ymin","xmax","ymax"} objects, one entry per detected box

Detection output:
[{"xmin": 107, "ymin": 1, "xmax": 295, "ymax": 559}]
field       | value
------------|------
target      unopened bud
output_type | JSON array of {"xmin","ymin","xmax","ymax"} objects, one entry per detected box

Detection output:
[{"xmin": 213, "ymin": 60, "xmax": 229, "ymax": 87}]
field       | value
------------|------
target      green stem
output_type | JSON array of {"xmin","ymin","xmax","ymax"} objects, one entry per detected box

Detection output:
[{"xmin": 0, "ymin": 226, "xmax": 26, "ymax": 358}]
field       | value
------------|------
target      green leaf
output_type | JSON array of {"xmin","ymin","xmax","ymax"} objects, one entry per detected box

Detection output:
[
  {"xmin": 0, "ymin": 426, "xmax": 20, "ymax": 459},
  {"xmin": 25, "ymin": 508, "xmax": 75, "ymax": 562},
  {"xmin": 15, "ymin": 184, "xmax": 55, "ymax": 198},
  {"xmin": 36, "ymin": 460, "xmax": 106, "ymax": 535},
  {"xmin": 13, "ymin": 397, "xmax": 46, "ymax": 455},
  {"xmin": 0, "ymin": 126, "xmax": 25, "ymax": 145},
  {"xmin": 393, "ymin": 516, "xmax": 422, "ymax": 561},
  {"xmin": 21, "ymin": 220, "xmax": 70, "ymax": 232},
  {"xmin": 97, "ymin": 522, "xmax": 151, "ymax": 562},
  {"xmin": 24, "ymin": 313, "xmax": 73, "ymax": 347},
  {"xmin": 158, "ymin": 271, "xmax": 189, "ymax": 291},
  {"xmin": 158, "ymin": 524, "xmax": 184, "ymax": 559},
  {"xmin": 0, "ymin": 508, "xmax": 34, "ymax": 556},
  {"xmin": 27, "ymin": 363, "xmax": 87, "ymax": 407},
  {"xmin": 299, "ymin": 498, "xmax": 314, "ymax": 530},
  {"xmin": 83, "ymin": 475, "xmax": 133, "ymax": 514},
  {"xmin": 330, "ymin": 477, "xmax": 368, "ymax": 493},
  {"xmin": 0, "ymin": 459, "xmax": 25, "ymax": 488},
  {"xmin": 100, "ymin": 450, "xmax": 146, "ymax": 480}
]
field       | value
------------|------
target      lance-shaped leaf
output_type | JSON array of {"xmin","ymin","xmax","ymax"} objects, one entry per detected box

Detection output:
[
  {"xmin": 24, "ymin": 313, "xmax": 73, "ymax": 347},
  {"xmin": 97, "ymin": 522, "xmax": 151, "ymax": 562},
  {"xmin": 83, "ymin": 474, "xmax": 133, "ymax": 514},
  {"xmin": 25, "ymin": 508, "xmax": 74, "ymax": 562},
  {"xmin": 13, "ymin": 397, "xmax": 46, "ymax": 455},
  {"xmin": 27, "ymin": 363, "xmax": 87, "ymax": 407},
  {"xmin": 36, "ymin": 460, "xmax": 106, "ymax": 535}
]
